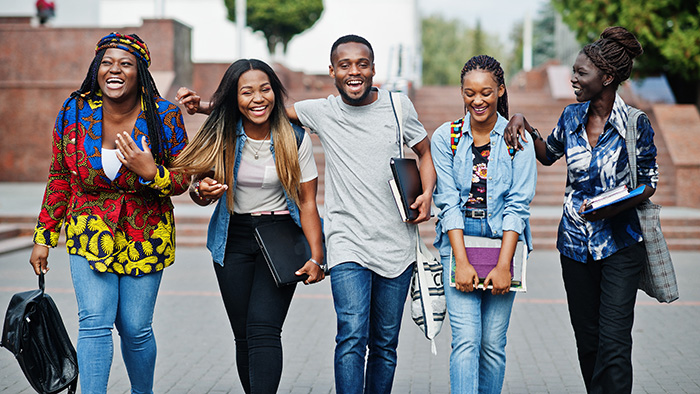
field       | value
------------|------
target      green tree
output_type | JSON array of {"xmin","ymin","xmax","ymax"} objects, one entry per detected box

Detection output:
[
  {"xmin": 532, "ymin": 3, "xmax": 556, "ymax": 68},
  {"xmin": 224, "ymin": 0, "xmax": 323, "ymax": 55},
  {"xmin": 551, "ymin": 0, "xmax": 700, "ymax": 106},
  {"xmin": 422, "ymin": 15, "xmax": 505, "ymax": 86}
]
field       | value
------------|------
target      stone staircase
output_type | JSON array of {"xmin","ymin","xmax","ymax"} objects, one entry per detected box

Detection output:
[{"xmin": 2, "ymin": 69, "xmax": 699, "ymax": 254}]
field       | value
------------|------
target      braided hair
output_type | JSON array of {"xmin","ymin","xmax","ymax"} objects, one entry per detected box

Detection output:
[
  {"xmin": 460, "ymin": 55, "xmax": 509, "ymax": 118},
  {"xmin": 582, "ymin": 26, "xmax": 643, "ymax": 88},
  {"xmin": 73, "ymin": 33, "xmax": 166, "ymax": 164}
]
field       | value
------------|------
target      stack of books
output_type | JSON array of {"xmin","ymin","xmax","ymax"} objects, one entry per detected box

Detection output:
[{"xmin": 581, "ymin": 185, "xmax": 645, "ymax": 214}]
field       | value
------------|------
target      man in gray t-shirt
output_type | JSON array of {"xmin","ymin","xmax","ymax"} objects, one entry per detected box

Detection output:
[{"xmin": 288, "ymin": 35, "xmax": 435, "ymax": 394}]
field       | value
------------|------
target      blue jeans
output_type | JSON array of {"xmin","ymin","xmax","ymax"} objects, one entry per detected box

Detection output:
[
  {"xmin": 442, "ymin": 216, "xmax": 516, "ymax": 394},
  {"xmin": 330, "ymin": 262, "xmax": 413, "ymax": 394},
  {"xmin": 69, "ymin": 254, "xmax": 163, "ymax": 394}
]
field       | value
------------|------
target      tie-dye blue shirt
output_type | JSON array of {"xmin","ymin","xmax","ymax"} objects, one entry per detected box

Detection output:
[{"xmin": 545, "ymin": 94, "xmax": 658, "ymax": 263}]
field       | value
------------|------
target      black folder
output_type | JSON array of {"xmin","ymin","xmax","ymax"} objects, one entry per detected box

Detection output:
[
  {"xmin": 390, "ymin": 157, "xmax": 422, "ymax": 221},
  {"xmin": 254, "ymin": 220, "xmax": 312, "ymax": 287}
]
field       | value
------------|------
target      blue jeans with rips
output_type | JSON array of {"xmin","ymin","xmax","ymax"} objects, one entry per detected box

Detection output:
[
  {"xmin": 330, "ymin": 262, "xmax": 413, "ymax": 394},
  {"xmin": 69, "ymin": 254, "xmax": 163, "ymax": 394},
  {"xmin": 442, "ymin": 216, "xmax": 516, "ymax": 394}
]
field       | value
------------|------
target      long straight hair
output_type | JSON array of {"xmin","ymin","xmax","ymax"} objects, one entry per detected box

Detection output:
[{"xmin": 170, "ymin": 59, "xmax": 301, "ymax": 212}]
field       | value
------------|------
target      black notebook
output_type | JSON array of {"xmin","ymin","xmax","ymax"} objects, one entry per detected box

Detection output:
[
  {"xmin": 254, "ymin": 220, "xmax": 313, "ymax": 287},
  {"xmin": 389, "ymin": 157, "xmax": 422, "ymax": 222}
]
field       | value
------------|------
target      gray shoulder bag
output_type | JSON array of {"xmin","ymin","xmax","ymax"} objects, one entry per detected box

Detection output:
[{"xmin": 626, "ymin": 107, "xmax": 679, "ymax": 303}]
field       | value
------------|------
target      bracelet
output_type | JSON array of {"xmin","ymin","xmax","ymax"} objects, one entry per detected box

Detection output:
[
  {"xmin": 530, "ymin": 127, "xmax": 542, "ymax": 141},
  {"xmin": 192, "ymin": 179, "xmax": 203, "ymax": 199}
]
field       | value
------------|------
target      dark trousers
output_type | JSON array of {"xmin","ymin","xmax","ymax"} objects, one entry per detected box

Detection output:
[
  {"xmin": 561, "ymin": 243, "xmax": 645, "ymax": 394},
  {"xmin": 214, "ymin": 213, "xmax": 297, "ymax": 394}
]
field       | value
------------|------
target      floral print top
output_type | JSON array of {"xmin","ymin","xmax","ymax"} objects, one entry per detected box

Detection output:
[
  {"xmin": 33, "ymin": 94, "xmax": 189, "ymax": 276},
  {"xmin": 466, "ymin": 143, "xmax": 490, "ymax": 209}
]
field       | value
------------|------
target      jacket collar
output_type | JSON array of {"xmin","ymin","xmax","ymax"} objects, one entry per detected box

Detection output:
[{"xmin": 569, "ymin": 94, "xmax": 629, "ymax": 138}]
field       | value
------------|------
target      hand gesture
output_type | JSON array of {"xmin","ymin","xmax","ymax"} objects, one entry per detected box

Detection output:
[
  {"xmin": 504, "ymin": 113, "xmax": 528, "ymax": 151},
  {"xmin": 454, "ymin": 259, "xmax": 478, "ymax": 293},
  {"xmin": 578, "ymin": 198, "xmax": 620, "ymax": 222},
  {"xmin": 295, "ymin": 260, "xmax": 325, "ymax": 285},
  {"xmin": 29, "ymin": 244, "xmax": 50, "ymax": 275},
  {"xmin": 483, "ymin": 265, "xmax": 511, "ymax": 295},
  {"xmin": 116, "ymin": 133, "xmax": 158, "ymax": 181},
  {"xmin": 408, "ymin": 192, "xmax": 432, "ymax": 224},
  {"xmin": 198, "ymin": 177, "xmax": 227, "ymax": 200},
  {"xmin": 176, "ymin": 87, "xmax": 210, "ymax": 115}
]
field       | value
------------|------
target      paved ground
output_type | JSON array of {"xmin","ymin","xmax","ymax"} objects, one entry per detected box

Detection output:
[{"xmin": 1, "ymin": 184, "xmax": 700, "ymax": 393}]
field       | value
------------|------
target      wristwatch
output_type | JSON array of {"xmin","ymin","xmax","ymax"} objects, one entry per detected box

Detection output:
[
  {"xmin": 529, "ymin": 127, "xmax": 542, "ymax": 141},
  {"xmin": 309, "ymin": 258, "xmax": 327, "ymax": 272}
]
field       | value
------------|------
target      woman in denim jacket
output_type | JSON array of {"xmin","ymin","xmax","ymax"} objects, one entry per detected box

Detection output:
[
  {"xmin": 431, "ymin": 55, "xmax": 536, "ymax": 394},
  {"xmin": 171, "ymin": 59, "xmax": 325, "ymax": 394}
]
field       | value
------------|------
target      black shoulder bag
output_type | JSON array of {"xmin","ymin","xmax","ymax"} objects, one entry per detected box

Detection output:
[{"xmin": 1, "ymin": 273, "xmax": 78, "ymax": 393}]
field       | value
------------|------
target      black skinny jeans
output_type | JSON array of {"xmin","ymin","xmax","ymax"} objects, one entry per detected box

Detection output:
[
  {"xmin": 214, "ymin": 213, "xmax": 297, "ymax": 394},
  {"xmin": 561, "ymin": 242, "xmax": 645, "ymax": 394}
]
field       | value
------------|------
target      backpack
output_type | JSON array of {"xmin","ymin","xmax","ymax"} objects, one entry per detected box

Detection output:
[
  {"xmin": 450, "ymin": 117, "xmax": 517, "ymax": 158},
  {"xmin": 1, "ymin": 273, "xmax": 78, "ymax": 394}
]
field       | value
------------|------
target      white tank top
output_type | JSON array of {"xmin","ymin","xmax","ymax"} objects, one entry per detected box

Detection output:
[{"xmin": 101, "ymin": 148, "xmax": 122, "ymax": 181}]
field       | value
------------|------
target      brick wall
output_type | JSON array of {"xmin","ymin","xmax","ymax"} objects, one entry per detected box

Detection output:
[{"xmin": 0, "ymin": 17, "xmax": 192, "ymax": 181}]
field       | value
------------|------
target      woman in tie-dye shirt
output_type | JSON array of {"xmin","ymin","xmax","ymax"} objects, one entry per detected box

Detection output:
[{"xmin": 506, "ymin": 27, "xmax": 658, "ymax": 393}]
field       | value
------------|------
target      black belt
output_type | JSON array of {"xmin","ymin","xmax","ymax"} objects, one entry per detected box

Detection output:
[{"xmin": 465, "ymin": 209, "xmax": 487, "ymax": 219}]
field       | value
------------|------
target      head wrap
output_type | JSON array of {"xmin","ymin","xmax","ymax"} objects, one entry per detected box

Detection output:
[{"xmin": 95, "ymin": 32, "xmax": 151, "ymax": 68}]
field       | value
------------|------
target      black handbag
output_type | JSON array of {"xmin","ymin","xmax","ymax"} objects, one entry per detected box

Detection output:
[{"xmin": 1, "ymin": 273, "xmax": 78, "ymax": 394}]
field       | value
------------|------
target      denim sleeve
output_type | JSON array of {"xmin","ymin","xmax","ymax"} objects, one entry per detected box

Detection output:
[
  {"xmin": 502, "ymin": 136, "xmax": 537, "ymax": 235},
  {"xmin": 635, "ymin": 114, "xmax": 659, "ymax": 189},
  {"xmin": 431, "ymin": 123, "xmax": 464, "ymax": 233}
]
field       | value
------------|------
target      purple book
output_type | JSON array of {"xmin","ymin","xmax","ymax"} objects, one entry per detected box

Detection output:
[
  {"xmin": 465, "ymin": 247, "xmax": 513, "ymax": 279},
  {"xmin": 449, "ymin": 235, "xmax": 528, "ymax": 291}
]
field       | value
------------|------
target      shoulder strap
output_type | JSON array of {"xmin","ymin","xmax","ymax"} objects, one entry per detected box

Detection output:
[
  {"xmin": 625, "ymin": 107, "xmax": 644, "ymax": 189},
  {"xmin": 389, "ymin": 91, "xmax": 404, "ymax": 158},
  {"xmin": 450, "ymin": 118, "xmax": 464, "ymax": 156}
]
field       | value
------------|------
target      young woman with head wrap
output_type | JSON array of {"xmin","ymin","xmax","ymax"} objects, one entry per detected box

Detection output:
[{"xmin": 29, "ymin": 32, "xmax": 189, "ymax": 393}]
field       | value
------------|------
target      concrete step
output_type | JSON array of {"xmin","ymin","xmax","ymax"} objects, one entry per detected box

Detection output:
[
  {"xmin": 0, "ymin": 236, "xmax": 34, "ymax": 255},
  {"xmin": 0, "ymin": 223, "xmax": 21, "ymax": 241}
]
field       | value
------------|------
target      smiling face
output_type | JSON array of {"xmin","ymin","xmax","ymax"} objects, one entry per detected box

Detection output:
[
  {"xmin": 97, "ymin": 48, "xmax": 139, "ymax": 103},
  {"xmin": 329, "ymin": 42, "xmax": 376, "ymax": 106},
  {"xmin": 461, "ymin": 69, "xmax": 504, "ymax": 129},
  {"xmin": 237, "ymin": 69, "xmax": 275, "ymax": 129},
  {"xmin": 571, "ymin": 52, "xmax": 609, "ymax": 102}
]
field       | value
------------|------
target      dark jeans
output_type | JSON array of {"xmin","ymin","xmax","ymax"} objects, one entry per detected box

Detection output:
[
  {"xmin": 215, "ymin": 213, "xmax": 297, "ymax": 394},
  {"xmin": 561, "ymin": 242, "xmax": 645, "ymax": 394}
]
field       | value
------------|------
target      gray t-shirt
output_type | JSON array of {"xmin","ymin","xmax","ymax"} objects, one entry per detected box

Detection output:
[{"xmin": 294, "ymin": 88, "xmax": 427, "ymax": 277}]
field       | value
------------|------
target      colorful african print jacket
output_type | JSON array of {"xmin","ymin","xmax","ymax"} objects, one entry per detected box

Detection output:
[{"xmin": 33, "ymin": 95, "xmax": 189, "ymax": 277}]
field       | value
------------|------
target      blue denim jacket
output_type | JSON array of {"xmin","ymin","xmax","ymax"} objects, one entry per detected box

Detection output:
[
  {"xmin": 431, "ymin": 113, "xmax": 537, "ymax": 257},
  {"xmin": 207, "ymin": 120, "xmax": 305, "ymax": 265}
]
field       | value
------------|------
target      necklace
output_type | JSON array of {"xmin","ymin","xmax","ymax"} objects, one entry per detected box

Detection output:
[{"xmin": 251, "ymin": 130, "xmax": 270, "ymax": 160}]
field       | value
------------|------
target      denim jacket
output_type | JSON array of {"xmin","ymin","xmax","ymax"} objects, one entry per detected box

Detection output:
[
  {"xmin": 431, "ymin": 113, "xmax": 537, "ymax": 257},
  {"xmin": 207, "ymin": 120, "xmax": 305, "ymax": 265}
]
